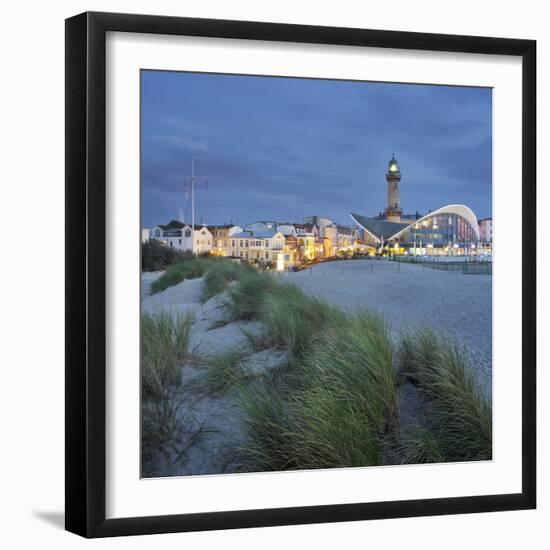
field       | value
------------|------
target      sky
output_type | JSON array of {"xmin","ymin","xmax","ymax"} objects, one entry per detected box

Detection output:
[{"xmin": 141, "ymin": 70, "xmax": 492, "ymax": 228}]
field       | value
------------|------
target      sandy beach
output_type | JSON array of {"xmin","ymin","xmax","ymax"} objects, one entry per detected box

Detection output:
[{"xmin": 141, "ymin": 259, "xmax": 492, "ymax": 476}]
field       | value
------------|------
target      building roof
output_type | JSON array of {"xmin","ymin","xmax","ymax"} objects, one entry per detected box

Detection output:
[
  {"xmin": 351, "ymin": 204, "xmax": 480, "ymax": 243},
  {"xmin": 350, "ymin": 213, "xmax": 407, "ymax": 242},
  {"xmin": 254, "ymin": 230, "xmax": 282, "ymax": 238},
  {"xmin": 159, "ymin": 220, "xmax": 185, "ymax": 230},
  {"xmin": 157, "ymin": 220, "xmax": 211, "ymax": 231},
  {"xmin": 231, "ymin": 230, "xmax": 282, "ymax": 239}
]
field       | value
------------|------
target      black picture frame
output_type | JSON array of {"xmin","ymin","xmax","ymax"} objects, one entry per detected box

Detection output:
[{"xmin": 65, "ymin": 11, "xmax": 536, "ymax": 538}]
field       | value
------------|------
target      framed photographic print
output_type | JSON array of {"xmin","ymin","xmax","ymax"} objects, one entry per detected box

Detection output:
[{"xmin": 65, "ymin": 11, "xmax": 536, "ymax": 537}]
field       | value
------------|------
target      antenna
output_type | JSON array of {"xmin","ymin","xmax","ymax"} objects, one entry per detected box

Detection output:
[
  {"xmin": 183, "ymin": 158, "xmax": 209, "ymax": 255},
  {"xmin": 191, "ymin": 157, "xmax": 195, "ymax": 255}
]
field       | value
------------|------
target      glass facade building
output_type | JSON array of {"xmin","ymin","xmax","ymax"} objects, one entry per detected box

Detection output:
[
  {"xmin": 351, "ymin": 205, "xmax": 480, "ymax": 257},
  {"xmin": 393, "ymin": 212, "xmax": 478, "ymax": 255}
]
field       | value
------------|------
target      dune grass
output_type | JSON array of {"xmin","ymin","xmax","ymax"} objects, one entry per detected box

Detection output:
[
  {"xmin": 201, "ymin": 261, "xmax": 254, "ymax": 303},
  {"xmin": 236, "ymin": 380, "xmax": 296, "ymax": 471},
  {"xmin": 203, "ymin": 348, "xmax": 254, "ymax": 393},
  {"xmin": 224, "ymin": 272, "xmax": 344, "ymax": 360},
  {"xmin": 141, "ymin": 310, "xmax": 195, "ymax": 398},
  {"xmin": 150, "ymin": 256, "xmax": 222, "ymax": 294},
  {"xmin": 142, "ymin": 263, "xmax": 492, "ymax": 473},
  {"xmin": 258, "ymin": 284, "xmax": 345, "ymax": 360},
  {"xmin": 234, "ymin": 296, "xmax": 398, "ymax": 470},
  {"xmin": 224, "ymin": 270, "xmax": 488, "ymax": 470},
  {"xmin": 398, "ymin": 329, "xmax": 492, "ymax": 462},
  {"xmin": 141, "ymin": 309, "xmax": 198, "ymax": 471},
  {"xmin": 223, "ymin": 268, "xmax": 279, "ymax": 321},
  {"xmin": 216, "ymin": 271, "xmax": 399, "ymax": 470},
  {"xmin": 396, "ymin": 424, "xmax": 444, "ymax": 464}
]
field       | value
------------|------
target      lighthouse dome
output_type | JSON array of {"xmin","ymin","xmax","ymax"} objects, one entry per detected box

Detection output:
[{"xmin": 388, "ymin": 154, "xmax": 399, "ymax": 173}]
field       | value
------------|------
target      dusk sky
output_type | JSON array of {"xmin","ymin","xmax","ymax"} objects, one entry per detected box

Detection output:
[{"xmin": 141, "ymin": 70, "xmax": 492, "ymax": 228}]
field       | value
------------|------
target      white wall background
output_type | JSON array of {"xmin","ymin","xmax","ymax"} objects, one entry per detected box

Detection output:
[{"xmin": 0, "ymin": 1, "xmax": 546, "ymax": 547}]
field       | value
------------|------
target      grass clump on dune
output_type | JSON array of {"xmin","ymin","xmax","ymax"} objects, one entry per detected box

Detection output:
[
  {"xmin": 225, "ymin": 274, "xmax": 344, "ymax": 359},
  {"xmin": 224, "ymin": 269, "xmax": 279, "ymax": 321},
  {"xmin": 258, "ymin": 283, "xmax": 345, "ymax": 360},
  {"xmin": 203, "ymin": 348, "xmax": 254, "ymax": 393},
  {"xmin": 236, "ymin": 380, "xmax": 296, "ymax": 471},
  {"xmin": 218, "ymin": 271, "xmax": 399, "ymax": 470},
  {"xmin": 201, "ymin": 261, "xmax": 254, "ymax": 303},
  {"xmin": 141, "ymin": 310, "xmax": 198, "ymax": 472},
  {"xmin": 291, "ymin": 311, "xmax": 397, "ymax": 469},
  {"xmin": 396, "ymin": 424, "xmax": 444, "ymax": 464},
  {"xmin": 398, "ymin": 328, "xmax": 492, "ymax": 462},
  {"xmin": 141, "ymin": 310, "xmax": 194, "ymax": 398},
  {"xmin": 236, "ymin": 306, "xmax": 398, "ymax": 470},
  {"xmin": 150, "ymin": 256, "xmax": 220, "ymax": 295}
]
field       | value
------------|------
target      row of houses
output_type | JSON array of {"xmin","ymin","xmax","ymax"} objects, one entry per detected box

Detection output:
[{"xmin": 143, "ymin": 217, "xmax": 360, "ymax": 269}]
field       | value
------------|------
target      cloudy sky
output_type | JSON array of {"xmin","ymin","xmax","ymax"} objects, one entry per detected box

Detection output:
[{"xmin": 141, "ymin": 70, "xmax": 492, "ymax": 228}]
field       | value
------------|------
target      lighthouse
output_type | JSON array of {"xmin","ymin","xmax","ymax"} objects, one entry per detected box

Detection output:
[{"xmin": 384, "ymin": 154, "xmax": 403, "ymax": 222}]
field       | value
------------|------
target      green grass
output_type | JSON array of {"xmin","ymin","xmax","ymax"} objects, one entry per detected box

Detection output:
[
  {"xmin": 225, "ymin": 273, "xmax": 345, "ymax": 360},
  {"xmin": 203, "ymin": 348, "xmax": 253, "ymax": 393},
  {"xmin": 258, "ymin": 283, "xmax": 345, "ymax": 360},
  {"xmin": 141, "ymin": 309, "xmax": 199, "ymax": 473},
  {"xmin": 150, "ymin": 256, "xmax": 221, "ymax": 294},
  {"xmin": 217, "ymin": 271, "xmax": 399, "ymax": 470},
  {"xmin": 396, "ymin": 424, "xmax": 444, "ymax": 464},
  {"xmin": 236, "ymin": 380, "xmax": 296, "ymax": 471},
  {"xmin": 142, "ymin": 263, "xmax": 492, "ymax": 474},
  {"xmin": 224, "ymin": 269, "xmax": 279, "ymax": 321},
  {"xmin": 398, "ymin": 328, "xmax": 492, "ymax": 462},
  {"xmin": 141, "ymin": 310, "xmax": 194, "ymax": 398},
  {"xmin": 235, "ymin": 300, "xmax": 398, "ymax": 470},
  {"xmin": 289, "ymin": 311, "xmax": 396, "ymax": 469},
  {"xmin": 201, "ymin": 261, "xmax": 254, "ymax": 303}
]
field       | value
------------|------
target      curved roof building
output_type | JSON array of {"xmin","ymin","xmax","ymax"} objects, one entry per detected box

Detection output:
[{"xmin": 351, "ymin": 156, "xmax": 480, "ymax": 256}]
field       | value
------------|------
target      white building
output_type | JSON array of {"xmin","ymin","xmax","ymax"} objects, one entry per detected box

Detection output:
[
  {"xmin": 149, "ymin": 220, "xmax": 213, "ymax": 254},
  {"xmin": 229, "ymin": 230, "xmax": 287, "ymax": 266},
  {"xmin": 244, "ymin": 221, "xmax": 297, "ymax": 237},
  {"xmin": 478, "ymin": 217, "xmax": 493, "ymax": 244},
  {"xmin": 141, "ymin": 228, "xmax": 150, "ymax": 243}
]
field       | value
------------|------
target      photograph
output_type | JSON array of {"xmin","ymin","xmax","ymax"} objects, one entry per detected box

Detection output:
[{"xmin": 139, "ymin": 69, "xmax": 493, "ymax": 478}]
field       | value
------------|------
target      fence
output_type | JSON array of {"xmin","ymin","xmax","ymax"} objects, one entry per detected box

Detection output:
[{"xmin": 393, "ymin": 257, "xmax": 492, "ymax": 275}]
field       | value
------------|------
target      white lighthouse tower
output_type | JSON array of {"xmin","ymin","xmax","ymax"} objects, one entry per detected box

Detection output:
[{"xmin": 384, "ymin": 154, "xmax": 403, "ymax": 223}]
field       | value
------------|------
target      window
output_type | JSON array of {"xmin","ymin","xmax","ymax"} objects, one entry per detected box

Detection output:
[
  {"xmin": 179, "ymin": 239, "xmax": 182, "ymax": 245},
  {"xmin": 185, "ymin": 229, "xmax": 192, "ymax": 237},
  {"xmin": 232, "ymin": 240, "xmax": 235, "ymax": 247}
]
